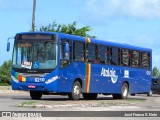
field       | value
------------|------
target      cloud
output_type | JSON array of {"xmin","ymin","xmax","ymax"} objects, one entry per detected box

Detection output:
[
  {"xmin": 0, "ymin": 0, "xmax": 32, "ymax": 11},
  {"xmin": 132, "ymin": 34, "xmax": 157, "ymax": 48},
  {"xmin": 152, "ymin": 54, "xmax": 160, "ymax": 68},
  {"xmin": 104, "ymin": 33, "xmax": 157, "ymax": 47},
  {"xmin": 82, "ymin": 0, "xmax": 160, "ymax": 19},
  {"xmin": 104, "ymin": 33, "xmax": 160, "ymax": 68}
]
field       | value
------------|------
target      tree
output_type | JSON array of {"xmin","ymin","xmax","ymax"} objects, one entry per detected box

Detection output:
[
  {"xmin": 0, "ymin": 60, "xmax": 12, "ymax": 85},
  {"xmin": 36, "ymin": 21, "xmax": 96, "ymax": 38},
  {"xmin": 152, "ymin": 66, "xmax": 160, "ymax": 78}
]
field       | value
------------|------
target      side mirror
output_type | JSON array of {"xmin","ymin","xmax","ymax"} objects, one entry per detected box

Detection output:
[
  {"xmin": 7, "ymin": 40, "xmax": 10, "ymax": 52},
  {"xmin": 7, "ymin": 36, "xmax": 14, "ymax": 52},
  {"xmin": 65, "ymin": 42, "xmax": 70, "ymax": 60}
]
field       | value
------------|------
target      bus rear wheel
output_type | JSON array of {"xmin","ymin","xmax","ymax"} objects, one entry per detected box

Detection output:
[
  {"xmin": 112, "ymin": 82, "xmax": 129, "ymax": 99},
  {"xmin": 68, "ymin": 81, "xmax": 81, "ymax": 100},
  {"xmin": 130, "ymin": 94, "xmax": 135, "ymax": 96},
  {"xmin": 30, "ymin": 91, "xmax": 42, "ymax": 100},
  {"xmin": 147, "ymin": 90, "xmax": 152, "ymax": 96},
  {"xmin": 83, "ymin": 93, "xmax": 98, "ymax": 100}
]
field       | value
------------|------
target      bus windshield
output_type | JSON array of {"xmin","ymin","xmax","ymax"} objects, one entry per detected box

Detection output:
[{"xmin": 12, "ymin": 41, "xmax": 57, "ymax": 70}]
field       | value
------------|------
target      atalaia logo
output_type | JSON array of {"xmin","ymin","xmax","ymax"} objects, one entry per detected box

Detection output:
[{"xmin": 101, "ymin": 68, "xmax": 118, "ymax": 83}]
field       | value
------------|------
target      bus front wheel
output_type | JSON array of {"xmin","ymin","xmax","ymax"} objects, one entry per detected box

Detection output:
[
  {"xmin": 30, "ymin": 91, "xmax": 42, "ymax": 100},
  {"xmin": 68, "ymin": 81, "xmax": 81, "ymax": 100}
]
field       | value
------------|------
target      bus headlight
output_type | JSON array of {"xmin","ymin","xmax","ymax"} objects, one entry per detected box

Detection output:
[{"xmin": 45, "ymin": 76, "xmax": 58, "ymax": 84}]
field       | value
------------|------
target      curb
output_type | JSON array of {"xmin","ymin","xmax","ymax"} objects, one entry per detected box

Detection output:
[
  {"xmin": 17, "ymin": 103, "xmax": 104, "ymax": 109},
  {"xmin": 0, "ymin": 86, "xmax": 28, "ymax": 93},
  {"xmin": 0, "ymin": 86, "xmax": 11, "ymax": 90},
  {"xmin": 0, "ymin": 90, "xmax": 28, "ymax": 93}
]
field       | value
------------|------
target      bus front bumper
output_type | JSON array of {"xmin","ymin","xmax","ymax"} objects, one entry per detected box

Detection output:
[{"xmin": 12, "ymin": 79, "xmax": 58, "ymax": 92}]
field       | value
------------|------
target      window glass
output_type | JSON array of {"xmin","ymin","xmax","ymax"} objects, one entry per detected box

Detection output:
[
  {"xmin": 60, "ymin": 40, "xmax": 72, "ymax": 60},
  {"xmin": 141, "ymin": 52, "xmax": 150, "ymax": 69},
  {"xmin": 87, "ymin": 44, "xmax": 97, "ymax": 63},
  {"xmin": 13, "ymin": 42, "xmax": 57, "ymax": 69},
  {"xmin": 131, "ymin": 50, "xmax": 140, "ymax": 68},
  {"xmin": 60, "ymin": 40, "xmax": 72, "ymax": 69},
  {"xmin": 110, "ymin": 47, "xmax": 120, "ymax": 65},
  {"xmin": 74, "ymin": 42, "xmax": 85, "ymax": 62},
  {"xmin": 121, "ymin": 49, "xmax": 130, "ymax": 66},
  {"xmin": 98, "ymin": 45, "xmax": 109, "ymax": 64}
]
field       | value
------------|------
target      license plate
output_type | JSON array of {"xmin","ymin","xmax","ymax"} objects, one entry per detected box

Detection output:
[{"xmin": 28, "ymin": 85, "xmax": 36, "ymax": 88}]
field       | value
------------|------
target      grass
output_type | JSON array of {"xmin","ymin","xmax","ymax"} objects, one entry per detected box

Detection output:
[
  {"xmin": 16, "ymin": 101, "xmax": 37, "ymax": 107},
  {"xmin": 125, "ymin": 98, "xmax": 145, "ymax": 102},
  {"xmin": 100, "ymin": 98, "xmax": 145, "ymax": 106},
  {"xmin": 22, "ymin": 101, "xmax": 37, "ymax": 106},
  {"xmin": 100, "ymin": 101, "xmax": 119, "ymax": 106}
]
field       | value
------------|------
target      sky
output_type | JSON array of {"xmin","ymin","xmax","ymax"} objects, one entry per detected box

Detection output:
[{"xmin": 0, "ymin": 0, "xmax": 160, "ymax": 68}]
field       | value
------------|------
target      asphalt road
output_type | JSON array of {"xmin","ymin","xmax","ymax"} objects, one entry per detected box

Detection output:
[
  {"xmin": 0, "ymin": 92, "xmax": 160, "ymax": 111},
  {"xmin": 0, "ymin": 92, "xmax": 160, "ymax": 120}
]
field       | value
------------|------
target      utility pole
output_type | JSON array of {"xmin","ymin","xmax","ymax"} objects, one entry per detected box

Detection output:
[{"xmin": 32, "ymin": 0, "xmax": 36, "ymax": 31}]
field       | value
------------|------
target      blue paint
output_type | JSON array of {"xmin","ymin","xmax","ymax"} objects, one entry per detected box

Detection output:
[{"xmin": 11, "ymin": 32, "xmax": 152, "ymax": 96}]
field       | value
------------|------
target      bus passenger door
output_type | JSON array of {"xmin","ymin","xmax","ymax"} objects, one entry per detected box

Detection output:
[{"xmin": 59, "ymin": 39, "xmax": 73, "ymax": 92}]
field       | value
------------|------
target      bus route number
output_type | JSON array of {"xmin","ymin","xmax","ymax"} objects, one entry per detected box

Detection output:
[{"xmin": 35, "ymin": 78, "xmax": 45, "ymax": 82}]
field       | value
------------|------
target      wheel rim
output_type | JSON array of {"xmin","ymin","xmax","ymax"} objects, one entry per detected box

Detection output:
[
  {"xmin": 73, "ymin": 85, "xmax": 80, "ymax": 97},
  {"xmin": 149, "ymin": 90, "xmax": 152, "ymax": 95},
  {"xmin": 122, "ymin": 85, "xmax": 128, "ymax": 97}
]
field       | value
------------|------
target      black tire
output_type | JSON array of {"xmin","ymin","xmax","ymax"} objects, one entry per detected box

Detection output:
[
  {"xmin": 147, "ymin": 90, "xmax": 152, "ymax": 96},
  {"xmin": 68, "ymin": 81, "xmax": 81, "ymax": 100},
  {"xmin": 30, "ymin": 91, "xmax": 42, "ymax": 100},
  {"xmin": 112, "ymin": 94, "xmax": 119, "ymax": 99},
  {"xmin": 83, "ymin": 93, "xmax": 98, "ymax": 100},
  {"xmin": 113, "ymin": 82, "xmax": 129, "ymax": 99},
  {"xmin": 130, "ymin": 94, "xmax": 135, "ymax": 96}
]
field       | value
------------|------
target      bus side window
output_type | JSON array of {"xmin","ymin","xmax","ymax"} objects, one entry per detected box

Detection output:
[
  {"xmin": 131, "ymin": 50, "xmax": 140, "ymax": 68},
  {"xmin": 110, "ymin": 47, "xmax": 120, "ymax": 66},
  {"xmin": 73, "ymin": 42, "xmax": 85, "ymax": 62},
  {"xmin": 86, "ymin": 44, "xmax": 97, "ymax": 63},
  {"xmin": 98, "ymin": 45, "xmax": 109, "ymax": 64},
  {"xmin": 141, "ymin": 52, "xmax": 150, "ymax": 69},
  {"xmin": 60, "ymin": 39, "xmax": 72, "ymax": 69},
  {"xmin": 121, "ymin": 49, "xmax": 130, "ymax": 66}
]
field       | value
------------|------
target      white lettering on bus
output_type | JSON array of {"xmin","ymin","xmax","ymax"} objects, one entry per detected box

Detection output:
[{"xmin": 101, "ymin": 68, "xmax": 118, "ymax": 83}]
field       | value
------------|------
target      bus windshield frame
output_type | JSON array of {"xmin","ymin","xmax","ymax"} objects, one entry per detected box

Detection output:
[{"xmin": 12, "ymin": 34, "xmax": 58, "ymax": 73}]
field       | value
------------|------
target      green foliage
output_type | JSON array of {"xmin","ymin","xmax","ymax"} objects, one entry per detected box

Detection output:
[
  {"xmin": 152, "ymin": 66, "xmax": 160, "ymax": 78},
  {"xmin": 0, "ymin": 82, "xmax": 10, "ymax": 86},
  {"xmin": 0, "ymin": 60, "xmax": 12, "ymax": 85},
  {"xmin": 36, "ymin": 21, "xmax": 96, "ymax": 38}
]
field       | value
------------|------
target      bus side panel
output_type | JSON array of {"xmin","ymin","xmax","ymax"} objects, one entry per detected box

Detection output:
[
  {"xmin": 128, "ymin": 68, "xmax": 151, "ymax": 94},
  {"xmin": 58, "ymin": 62, "xmax": 85, "ymax": 93},
  {"xmin": 89, "ymin": 64, "xmax": 124, "ymax": 94},
  {"xmin": 89, "ymin": 64, "xmax": 112, "ymax": 93},
  {"xmin": 81, "ymin": 63, "xmax": 121, "ymax": 94},
  {"xmin": 88, "ymin": 64, "xmax": 151, "ymax": 94}
]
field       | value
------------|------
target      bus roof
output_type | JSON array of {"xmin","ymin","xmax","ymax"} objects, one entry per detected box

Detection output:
[{"xmin": 16, "ymin": 32, "xmax": 152, "ymax": 52}]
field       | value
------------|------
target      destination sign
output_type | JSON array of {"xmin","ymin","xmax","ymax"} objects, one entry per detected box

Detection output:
[{"xmin": 21, "ymin": 34, "xmax": 53, "ymax": 40}]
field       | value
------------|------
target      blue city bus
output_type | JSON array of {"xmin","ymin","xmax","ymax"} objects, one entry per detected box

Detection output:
[{"xmin": 7, "ymin": 32, "xmax": 152, "ymax": 100}]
